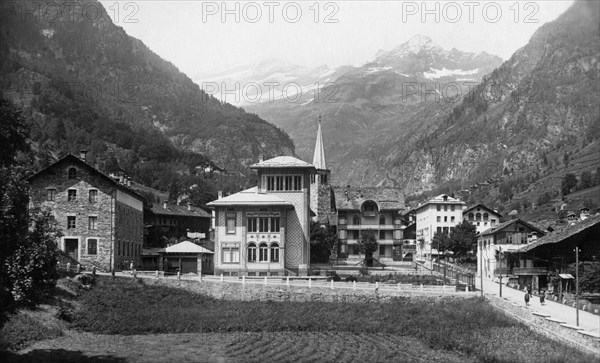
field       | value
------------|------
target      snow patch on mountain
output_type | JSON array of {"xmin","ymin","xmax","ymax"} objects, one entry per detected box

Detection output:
[{"xmin": 423, "ymin": 67, "xmax": 480, "ymax": 79}]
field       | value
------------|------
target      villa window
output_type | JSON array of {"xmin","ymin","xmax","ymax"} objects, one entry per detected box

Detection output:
[
  {"xmin": 437, "ymin": 205, "xmax": 441, "ymax": 211},
  {"xmin": 491, "ymin": 219, "xmax": 496, "ymax": 226},
  {"xmin": 451, "ymin": 205, "xmax": 455, "ymax": 211},
  {"xmin": 68, "ymin": 167, "xmax": 77, "ymax": 179},
  {"xmin": 68, "ymin": 189, "xmax": 77, "ymax": 201},
  {"xmin": 67, "ymin": 216, "xmax": 76, "ymax": 229},
  {"xmin": 259, "ymin": 218, "xmax": 269, "ymax": 232},
  {"xmin": 222, "ymin": 246, "xmax": 240, "ymax": 263},
  {"xmin": 483, "ymin": 213, "xmax": 489, "ymax": 221},
  {"xmin": 270, "ymin": 243, "xmax": 279, "ymax": 262},
  {"xmin": 444, "ymin": 216, "xmax": 447, "ymax": 222},
  {"xmin": 266, "ymin": 175, "xmax": 302, "ymax": 191},
  {"xmin": 226, "ymin": 213, "xmax": 236, "ymax": 234},
  {"xmin": 353, "ymin": 216, "xmax": 361, "ymax": 225},
  {"xmin": 259, "ymin": 243, "xmax": 268, "ymax": 262},
  {"xmin": 437, "ymin": 216, "xmax": 441, "ymax": 222},
  {"xmin": 444, "ymin": 205, "xmax": 448, "ymax": 211},
  {"xmin": 476, "ymin": 213, "xmax": 482, "ymax": 221},
  {"xmin": 248, "ymin": 243, "xmax": 257, "ymax": 262},
  {"xmin": 247, "ymin": 218, "xmax": 257, "ymax": 232},
  {"xmin": 379, "ymin": 215, "xmax": 386, "ymax": 225},
  {"xmin": 270, "ymin": 217, "xmax": 280, "ymax": 232},
  {"xmin": 469, "ymin": 213, "xmax": 474, "ymax": 221},
  {"xmin": 379, "ymin": 230, "xmax": 386, "ymax": 240},
  {"xmin": 451, "ymin": 216, "xmax": 455, "ymax": 222}
]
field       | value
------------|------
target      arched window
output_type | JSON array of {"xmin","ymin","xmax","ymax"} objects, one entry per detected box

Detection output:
[
  {"xmin": 483, "ymin": 213, "xmax": 489, "ymax": 221},
  {"xmin": 353, "ymin": 216, "xmax": 361, "ymax": 225},
  {"xmin": 247, "ymin": 243, "xmax": 257, "ymax": 262},
  {"xmin": 468, "ymin": 213, "xmax": 474, "ymax": 221},
  {"xmin": 476, "ymin": 213, "xmax": 482, "ymax": 221},
  {"xmin": 68, "ymin": 167, "xmax": 77, "ymax": 179},
  {"xmin": 362, "ymin": 201, "xmax": 378, "ymax": 212},
  {"xmin": 270, "ymin": 243, "xmax": 279, "ymax": 262},
  {"xmin": 379, "ymin": 215, "xmax": 386, "ymax": 225},
  {"xmin": 259, "ymin": 243, "xmax": 268, "ymax": 262}
]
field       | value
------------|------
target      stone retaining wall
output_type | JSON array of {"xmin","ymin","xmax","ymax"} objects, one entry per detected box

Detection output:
[{"xmin": 488, "ymin": 295, "xmax": 599, "ymax": 357}]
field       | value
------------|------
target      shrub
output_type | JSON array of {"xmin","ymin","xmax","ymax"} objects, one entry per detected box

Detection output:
[{"xmin": 5, "ymin": 210, "xmax": 61, "ymax": 305}]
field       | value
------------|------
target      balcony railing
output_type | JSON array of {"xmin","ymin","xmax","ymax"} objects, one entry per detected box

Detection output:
[
  {"xmin": 346, "ymin": 224, "xmax": 396, "ymax": 230},
  {"xmin": 512, "ymin": 267, "xmax": 548, "ymax": 275},
  {"xmin": 493, "ymin": 267, "xmax": 511, "ymax": 276}
]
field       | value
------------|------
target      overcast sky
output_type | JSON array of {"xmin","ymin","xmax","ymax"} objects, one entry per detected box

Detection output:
[{"xmin": 100, "ymin": 1, "xmax": 574, "ymax": 77}]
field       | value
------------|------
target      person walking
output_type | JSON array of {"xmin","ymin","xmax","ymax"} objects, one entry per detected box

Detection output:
[
  {"xmin": 524, "ymin": 291, "xmax": 530, "ymax": 306},
  {"xmin": 540, "ymin": 291, "xmax": 546, "ymax": 306}
]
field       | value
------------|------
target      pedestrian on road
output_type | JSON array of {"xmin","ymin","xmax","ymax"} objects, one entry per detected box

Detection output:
[
  {"xmin": 527, "ymin": 284, "xmax": 532, "ymax": 296},
  {"xmin": 540, "ymin": 291, "xmax": 546, "ymax": 305},
  {"xmin": 525, "ymin": 292, "xmax": 530, "ymax": 306}
]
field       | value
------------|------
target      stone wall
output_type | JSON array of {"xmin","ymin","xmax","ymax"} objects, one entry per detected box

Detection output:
[{"xmin": 488, "ymin": 295, "xmax": 600, "ymax": 357}]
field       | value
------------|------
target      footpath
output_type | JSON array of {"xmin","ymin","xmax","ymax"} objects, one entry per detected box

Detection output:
[{"xmin": 477, "ymin": 276, "xmax": 600, "ymax": 336}]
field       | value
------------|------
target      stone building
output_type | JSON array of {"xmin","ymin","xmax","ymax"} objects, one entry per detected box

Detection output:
[
  {"xmin": 145, "ymin": 201, "xmax": 212, "ymax": 245},
  {"xmin": 415, "ymin": 194, "xmax": 466, "ymax": 260},
  {"xmin": 27, "ymin": 154, "xmax": 144, "ymax": 271},
  {"xmin": 334, "ymin": 187, "xmax": 405, "ymax": 263},
  {"xmin": 207, "ymin": 156, "xmax": 315, "ymax": 276},
  {"xmin": 463, "ymin": 203, "xmax": 502, "ymax": 234}
]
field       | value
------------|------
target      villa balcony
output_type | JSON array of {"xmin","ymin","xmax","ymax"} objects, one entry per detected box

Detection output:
[
  {"xmin": 494, "ymin": 267, "xmax": 511, "ymax": 276},
  {"xmin": 512, "ymin": 267, "xmax": 548, "ymax": 276},
  {"xmin": 346, "ymin": 224, "xmax": 396, "ymax": 230}
]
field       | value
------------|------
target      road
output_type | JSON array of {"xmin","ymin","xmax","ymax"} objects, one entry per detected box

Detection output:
[{"xmin": 477, "ymin": 276, "xmax": 600, "ymax": 335}]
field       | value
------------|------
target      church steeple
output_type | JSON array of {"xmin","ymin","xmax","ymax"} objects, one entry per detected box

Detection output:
[{"xmin": 312, "ymin": 115, "xmax": 327, "ymax": 170}]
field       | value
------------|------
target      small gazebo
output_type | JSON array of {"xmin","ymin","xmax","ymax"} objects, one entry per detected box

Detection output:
[{"xmin": 158, "ymin": 241, "xmax": 214, "ymax": 275}]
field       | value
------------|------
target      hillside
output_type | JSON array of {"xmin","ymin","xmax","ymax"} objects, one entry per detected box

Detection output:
[
  {"xmin": 404, "ymin": 0, "xmax": 600, "ymax": 205},
  {"xmin": 0, "ymin": 0, "xmax": 294, "ymax": 195}
]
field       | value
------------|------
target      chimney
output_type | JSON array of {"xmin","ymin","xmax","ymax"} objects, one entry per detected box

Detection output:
[
  {"xmin": 258, "ymin": 155, "xmax": 264, "ymax": 162},
  {"xmin": 163, "ymin": 201, "xmax": 167, "ymax": 210},
  {"xmin": 218, "ymin": 190, "xmax": 223, "ymax": 199},
  {"xmin": 79, "ymin": 150, "xmax": 87, "ymax": 161}
]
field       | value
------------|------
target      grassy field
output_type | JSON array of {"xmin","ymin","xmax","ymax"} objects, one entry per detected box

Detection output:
[{"xmin": 36, "ymin": 277, "xmax": 590, "ymax": 362}]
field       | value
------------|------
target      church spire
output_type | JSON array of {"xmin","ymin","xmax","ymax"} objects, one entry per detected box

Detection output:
[{"xmin": 312, "ymin": 115, "xmax": 327, "ymax": 170}]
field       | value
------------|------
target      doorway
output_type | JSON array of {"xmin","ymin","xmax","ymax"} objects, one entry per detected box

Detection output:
[{"xmin": 64, "ymin": 239, "xmax": 79, "ymax": 261}]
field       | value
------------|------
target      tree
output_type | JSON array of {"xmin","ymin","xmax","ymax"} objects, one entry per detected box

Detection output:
[
  {"xmin": 566, "ymin": 261, "xmax": 600, "ymax": 293},
  {"xmin": 448, "ymin": 221, "xmax": 478, "ymax": 258},
  {"xmin": 537, "ymin": 192, "xmax": 552, "ymax": 206},
  {"xmin": 0, "ymin": 98, "xmax": 29, "ymax": 167},
  {"xmin": 310, "ymin": 222, "xmax": 338, "ymax": 263},
  {"xmin": 561, "ymin": 173, "xmax": 578, "ymax": 196},
  {"xmin": 432, "ymin": 231, "xmax": 452, "ymax": 256},
  {"xmin": 579, "ymin": 171, "xmax": 593, "ymax": 190},
  {"xmin": 358, "ymin": 231, "xmax": 378, "ymax": 267}
]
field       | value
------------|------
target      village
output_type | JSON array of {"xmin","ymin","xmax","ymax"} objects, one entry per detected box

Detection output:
[{"xmin": 25, "ymin": 118, "xmax": 600, "ymax": 318}]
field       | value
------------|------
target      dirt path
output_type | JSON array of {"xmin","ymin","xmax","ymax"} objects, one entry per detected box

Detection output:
[{"xmin": 9, "ymin": 331, "xmax": 472, "ymax": 362}]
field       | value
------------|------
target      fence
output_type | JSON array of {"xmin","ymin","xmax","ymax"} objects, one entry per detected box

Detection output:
[
  {"xmin": 431, "ymin": 261, "xmax": 476, "ymax": 288},
  {"xmin": 96, "ymin": 269, "xmax": 479, "ymax": 297}
]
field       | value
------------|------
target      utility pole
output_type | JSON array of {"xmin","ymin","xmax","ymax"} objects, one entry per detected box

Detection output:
[
  {"xmin": 575, "ymin": 246, "xmax": 580, "ymax": 327},
  {"xmin": 480, "ymin": 240, "xmax": 484, "ymax": 298},
  {"xmin": 499, "ymin": 247, "xmax": 503, "ymax": 298}
]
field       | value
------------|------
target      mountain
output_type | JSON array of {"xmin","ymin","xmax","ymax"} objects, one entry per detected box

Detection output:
[
  {"xmin": 244, "ymin": 35, "xmax": 503, "ymax": 187},
  {"xmin": 194, "ymin": 58, "xmax": 350, "ymax": 106},
  {"xmin": 404, "ymin": 0, "xmax": 600, "ymax": 205},
  {"xmin": 0, "ymin": 0, "xmax": 294, "ymax": 194}
]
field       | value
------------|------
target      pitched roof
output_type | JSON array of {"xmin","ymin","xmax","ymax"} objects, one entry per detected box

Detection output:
[
  {"xmin": 206, "ymin": 187, "xmax": 294, "ymax": 207},
  {"xmin": 150, "ymin": 203, "xmax": 212, "ymax": 218},
  {"xmin": 463, "ymin": 204, "xmax": 502, "ymax": 217},
  {"xmin": 158, "ymin": 241, "xmax": 214, "ymax": 254},
  {"xmin": 333, "ymin": 187, "xmax": 404, "ymax": 211},
  {"xmin": 480, "ymin": 218, "xmax": 546, "ymax": 237},
  {"xmin": 515, "ymin": 214, "xmax": 600, "ymax": 253},
  {"xmin": 27, "ymin": 154, "xmax": 145, "ymax": 202},
  {"xmin": 250, "ymin": 156, "xmax": 315, "ymax": 170},
  {"xmin": 414, "ymin": 194, "xmax": 465, "ymax": 211}
]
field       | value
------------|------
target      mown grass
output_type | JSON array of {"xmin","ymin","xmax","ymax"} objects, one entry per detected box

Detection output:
[{"xmin": 70, "ymin": 278, "xmax": 594, "ymax": 362}]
